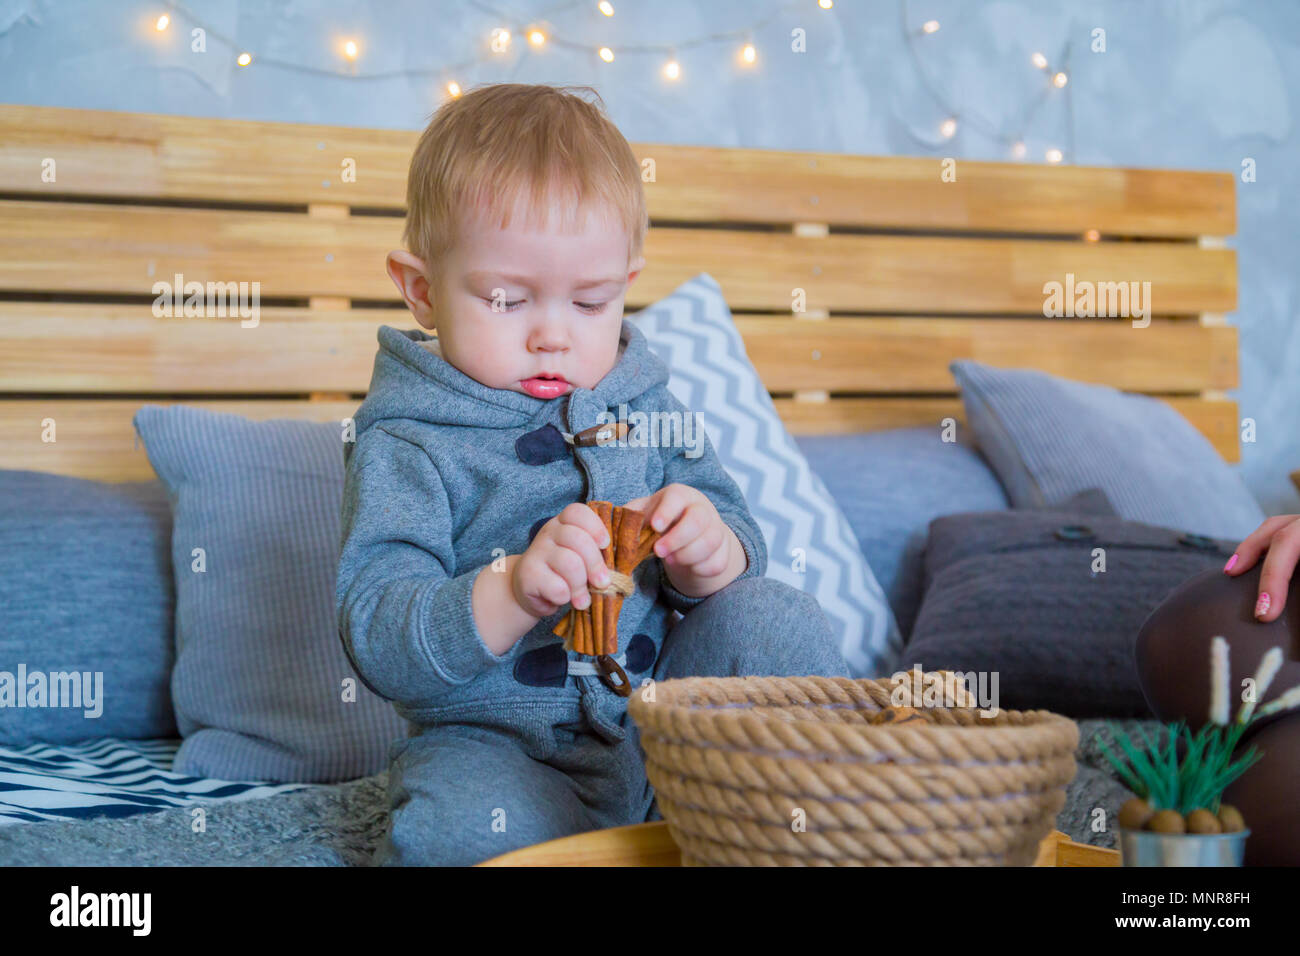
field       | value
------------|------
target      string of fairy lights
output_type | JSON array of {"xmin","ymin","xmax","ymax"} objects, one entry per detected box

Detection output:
[
  {"xmin": 149, "ymin": 0, "xmax": 1074, "ymax": 163},
  {"xmin": 900, "ymin": 0, "xmax": 1075, "ymax": 163}
]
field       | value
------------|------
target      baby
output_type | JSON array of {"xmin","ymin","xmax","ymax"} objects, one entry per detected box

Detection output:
[{"xmin": 335, "ymin": 82, "xmax": 848, "ymax": 867}]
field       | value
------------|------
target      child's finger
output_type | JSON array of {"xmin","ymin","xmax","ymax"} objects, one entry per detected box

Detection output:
[
  {"xmin": 662, "ymin": 521, "xmax": 728, "ymax": 574},
  {"xmin": 524, "ymin": 562, "xmax": 570, "ymax": 615},
  {"xmin": 556, "ymin": 501, "xmax": 612, "ymax": 548},
  {"xmin": 543, "ymin": 541, "xmax": 595, "ymax": 608},
  {"xmin": 1254, "ymin": 518, "xmax": 1300, "ymax": 621},
  {"xmin": 653, "ymin": 500, "xmax": 706, "ymax": 559},
  {"xmin": 552, "ymin": 526, "xmax": 609, "ymax": 605},
  {"xmin": 1224, "ymin": 515, "xmax": 1298, "ymax": 574},
  {"xmin": 646, "ymin": 484, "xmax": 692, "ymax": 536}
]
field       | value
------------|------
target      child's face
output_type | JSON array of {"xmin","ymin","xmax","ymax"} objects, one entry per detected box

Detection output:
[{"xmin": 427, "ymin": 194, "xmax": 643, "ymax": 399}]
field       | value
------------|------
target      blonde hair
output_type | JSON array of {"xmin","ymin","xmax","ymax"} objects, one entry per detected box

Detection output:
[{"xmin": 403, "ymin": 83, "xmax": 647, "ymax": 292}]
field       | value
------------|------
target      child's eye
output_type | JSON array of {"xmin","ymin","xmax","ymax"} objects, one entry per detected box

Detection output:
[
  {"xmin": 575, "ymin": 301, "xmax": 608, "ymax": 314},
  {"xmin": 482, "ymin": 297, "xmax": 524, "ymax": 312}
]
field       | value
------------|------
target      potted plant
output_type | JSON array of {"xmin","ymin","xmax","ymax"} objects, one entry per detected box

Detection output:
[{"xmin": 1097, "ymin": 637, "xmax": 1300, "ymax": 866}]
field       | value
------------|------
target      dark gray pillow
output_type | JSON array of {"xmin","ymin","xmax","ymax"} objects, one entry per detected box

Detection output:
[
  {"xmin": 902, "ymin": 509, "xmax": 1238, "ymax": 717},
  {"xmin": 950, "ymin": 359, "xmax": 1266, "ymax": 541},
  {"xmin": 133, "ymin": 405, "xmax": 408, "ymax": 783},
  {"xmin": 0, "ymin": 471, "xmax": 176, "ymax": 744},
  {"xmin": 794, "ymin": 428, "xmax": 1009, "ymax": 638}
]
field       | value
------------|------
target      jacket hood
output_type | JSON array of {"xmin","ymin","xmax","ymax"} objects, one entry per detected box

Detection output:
[{"xmin": 347, "ymin": 317, "xmax": 670, "ymax": 460}]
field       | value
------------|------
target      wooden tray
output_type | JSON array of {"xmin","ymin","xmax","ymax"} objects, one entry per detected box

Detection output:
[{"xmin": 478, "ymin": 821, "xmax": 1120, "ymax": 866}]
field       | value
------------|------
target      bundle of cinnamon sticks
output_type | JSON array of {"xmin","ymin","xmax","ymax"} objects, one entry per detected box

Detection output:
[{"xmin": 552, "ymin": 501, "xmax": 663, "ymax": 656}]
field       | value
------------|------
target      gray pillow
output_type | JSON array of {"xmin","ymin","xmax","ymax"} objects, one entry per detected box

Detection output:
[
  {"xmin": 794, "ymin": 428, "xmax": 1008, "ymax": 637},
  {"xmin": 950, "ymin": 360, "xmax": 1265, "ymax": 541},
  {"xmin": 903, "ymin": 508, "xmax": 1238, "ymax": 718},
  {"xmin": 132, "ymin": 406, "xmax": 407, "ymax": 783},
  {"xmin": 0, "ymin": 472, "xmax": 176, "ymax": 745}
]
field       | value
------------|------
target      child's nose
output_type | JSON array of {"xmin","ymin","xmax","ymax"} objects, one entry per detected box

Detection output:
[{"xmin": 528, "ymin": 320, "xmax": 570, "ymax": 352}]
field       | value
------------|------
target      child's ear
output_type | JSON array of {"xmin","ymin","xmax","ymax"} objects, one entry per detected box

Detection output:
[
  {"xmin": 386, "ymin": 250, "xmax": 436, "ymax": 329},
  {"xmin": 627, "ymin": 255, "xmax": 645, "ymax": 286}
]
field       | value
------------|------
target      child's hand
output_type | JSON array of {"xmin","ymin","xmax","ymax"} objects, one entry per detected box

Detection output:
[
  {"xmin": 511, "ymin": 503, "xmax": 612, "ymax": 619},
  {"xmin": 1224, "ymin": 515, "xmax": 1300, "ymax": 621},
  {"xmin": 623, "ymin": 483, "xmax": 744, "ymax": 596}
]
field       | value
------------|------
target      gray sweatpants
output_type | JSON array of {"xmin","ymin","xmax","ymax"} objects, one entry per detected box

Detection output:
[{"xmin": 374, "ymin": 576, "xmax": 849, "ymax": 866}]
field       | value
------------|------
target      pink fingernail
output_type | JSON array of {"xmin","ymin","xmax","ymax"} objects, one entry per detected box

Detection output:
[
  {"xmin": 1255, "ymin": 592, "xmax": 1271, "ymax": 618},
  {"xmin": 1224, "ymin": 553, "xmax": 1238, "ymax": 573}
]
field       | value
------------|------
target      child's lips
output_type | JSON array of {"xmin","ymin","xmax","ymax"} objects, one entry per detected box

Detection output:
[{"xmin": 520, "ymin": 376, "xmax": 572, "ymax": 398}]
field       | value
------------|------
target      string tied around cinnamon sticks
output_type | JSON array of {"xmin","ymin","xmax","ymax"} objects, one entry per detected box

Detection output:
[
  {"xmin": 589, "ymin": 569, "xmax": 636, "ymax": 599},
  {"xmin": 553, "ymin": 500, "xmax": 664, "ymax": 697}
]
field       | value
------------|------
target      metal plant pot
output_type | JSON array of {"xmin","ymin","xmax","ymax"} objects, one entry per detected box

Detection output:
[{"xmin": 1118, "ymin": 827, "xmax": 1250, "ymax": 866}]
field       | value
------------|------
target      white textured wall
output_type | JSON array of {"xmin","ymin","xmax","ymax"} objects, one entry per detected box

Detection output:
[{"xmin": 3, "ymin": 0, "xmax": 1296, "ymax": 514}]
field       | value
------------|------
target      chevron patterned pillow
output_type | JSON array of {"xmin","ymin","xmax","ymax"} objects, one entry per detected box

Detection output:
[{"xmin": 629, "ymin": 273, "xmax": 903, "ymax": 676}]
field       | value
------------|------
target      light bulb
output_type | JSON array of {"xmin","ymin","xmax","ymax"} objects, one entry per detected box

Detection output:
[
  {"xmin": 599, "ymin": 46, "xmax": 614, "ymax": 63},
  {"xmin": 1045, "ymin": 148, "xmax": 1063, "ymax": 164},
  {"xmin": 237, "ymin": 52, "xmax": 252, "ymax": 66},
  {"xmin": 741, "ymin": 43, "xmax": 756, "ymax": 64},
  {"xmin": 343, "ymin": 40, "xmax": 358, "ymax": 60},
  {"xmin": 447, "ymin": 81, "xmax": 461, "ymax": 97},
  {"xmin": 1011, "ymin": 141, "xmax": 1026, "ymax": 158},
  {"xmin": 491, "ymin": 27, "xmax": 510, "ymax": 52},
  {"xmin": 819, "ymin": 0, "xmax": 833, "ymax": 8},
  {"xmin": 663, "ymin": 59, "xmax": 680, "ymax": 80},
  {"xmin": 1053, "ymin": 71, "xmax": 1068, "ymax": 88},
  {"xmin": 528, "ymin": 29, "xmax": 546, "ymax": 47},
  {"xmin": 940, "ymin": 118, "xmax": 957, "ymax": 138},
  {"xmin": 1031, "ymin": 51, "xmax": 1047, "ymax": 69},
  {"xmin": 155, "ymin": 14, "xmax": 169, "ymax": 31},
  {"xmin": 598, "ymin": 1, "xmax": 614, "ymax": 15},
  {"xmin": 1084, "ymin": 229, "xmax": 1100, "ymax": 242},
  {"xmin": 922, "ymin": 20, "xmax": 940, "ymax": 34}
]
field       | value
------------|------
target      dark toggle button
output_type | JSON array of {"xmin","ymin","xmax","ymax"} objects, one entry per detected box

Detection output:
[
  {"xmin": 624, "ymin": 633, "xmax": 654, "ymax": 673},
  {"xmin": 572, "ymin": 421, "xmax": 630, "ymax": 448},
  {"xmin": 595, "ymin": 654, "xmax": 632, "ymax": 697},
  {"xmin": 513, "ymin": 643, "xmax": 568, "ymax": 688},
  {"xmin": 1054, "ymin": 524, "xmax": 1095, "ymax": 541},
  {"xmin": 516, "ymin": 424, "xmax": 570, "ymax": 466},
  {"xmin": 1178, "ymin": 532, "xmax": 1219, "ymax": 551}
]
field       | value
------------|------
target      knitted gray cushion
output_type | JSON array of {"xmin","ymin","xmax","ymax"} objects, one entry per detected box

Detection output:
[
  {"xmin": 950, "ymin": 359, "xmax": 1265, "ymax": 541},
  {"xmin": 132, "ymin": 406, "xmax": 408, "ymax": 783},
  {"xmin": 903, "ymin": 508, "xmax": 1239, "ymax": 718},
  {"xmin": 0, "ymin": 471, "xmax": 176, "ymax": 745}
]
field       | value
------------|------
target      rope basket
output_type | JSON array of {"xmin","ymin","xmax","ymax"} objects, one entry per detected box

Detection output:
[{"xmin": 627, "ymin": 673, "xmax": 1079, "ymax": 866}]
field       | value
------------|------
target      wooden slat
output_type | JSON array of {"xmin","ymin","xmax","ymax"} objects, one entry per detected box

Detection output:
[
  {"xmin": 0, "ymin": 395, "xmax": 1240, "ymax": 481},
  {"xmin": 642, "ymin": 145, "xmax": 1235, "ymax": 237},
  {"xmin": 0, "ymin": 104, "xmax": 1235, "ymax": 237},
  {"xmin": 740, "ymin": 317, "xmax": 1237, "ymax": 392},
  {"xmin": 772, "ymin": 395, "xmax": 1239, "ymax": 462},
  {"xmin": 0, "ymin": 399, "xmax": 360, "ymax": 482},
  {"xmin": 0, "ymin": 306, "xmax": 1238, "ymax": 394},
  {"xmin": 0, "ymin": 201, "xmax": 1238, "ymax": 313},
  {"xmin": 0, "ymin": 200, "xmax": 401, "ymax": 301},
  {"xmin": 478, "ymin": 820, "xmax": 682, "ymax": 867},
  {"xmin": 0, "ymin": 103, "xmax": 411, "ymax": 208},
  {"xmin": 481, "ymin": 821, "xmax": 1117, "ymax": 866},
  {"xmin": 1055, "ymin": 838, "xmax": 1121, "ymax": 867}
]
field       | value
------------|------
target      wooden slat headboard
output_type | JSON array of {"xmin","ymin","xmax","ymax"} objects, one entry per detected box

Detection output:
[{"xmin": 0, "ymin": 103, "xmax": 1239, "ymax": 481}]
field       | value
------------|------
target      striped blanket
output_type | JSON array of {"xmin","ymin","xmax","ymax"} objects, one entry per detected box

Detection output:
[{"xmin": 0, "ymin": 738, "xmax": 314, "ymax": 827}]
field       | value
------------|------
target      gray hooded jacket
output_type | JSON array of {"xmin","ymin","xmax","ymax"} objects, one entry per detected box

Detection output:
[{"xmin": 335, "ymin": 317, "xmax": 767, "ymax": 736}]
